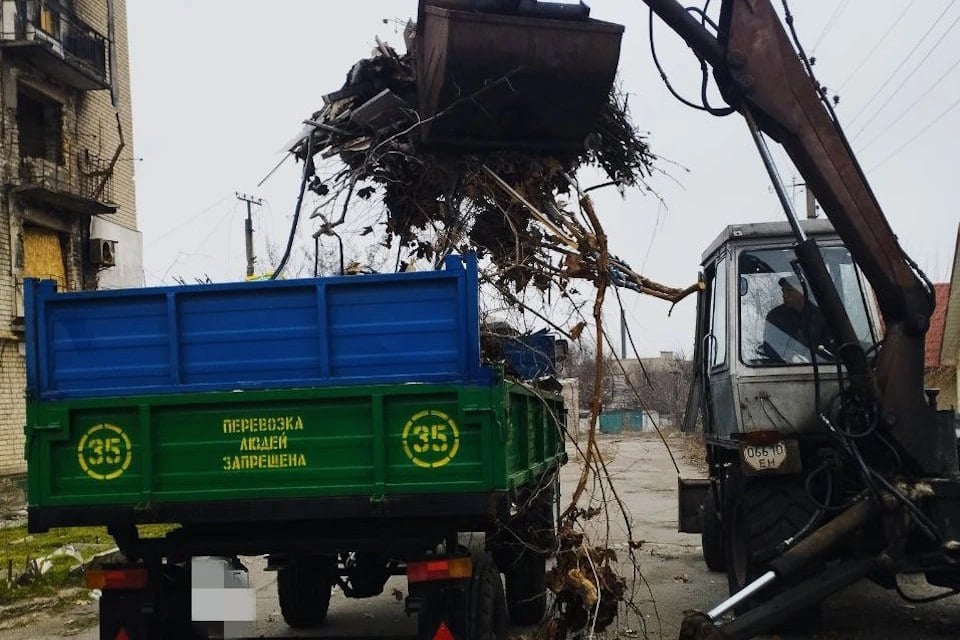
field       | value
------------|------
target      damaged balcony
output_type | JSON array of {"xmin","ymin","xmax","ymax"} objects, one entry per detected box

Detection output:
[
  {"xmin": 17, "ymin": 154, "xmax": 117, "ymax": 215},
  {"xmin": 0, "ymin": 0, "xmax": 110, "ymax": 91}
]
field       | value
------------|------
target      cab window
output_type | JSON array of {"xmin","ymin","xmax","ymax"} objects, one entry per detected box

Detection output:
[
  {"xmin": 739, "ymin": 246, "xmax": 875, "ymax": 366},
  {"xmin": 708, "ymin": 256, "xmax": 728, "ymax": 369}
]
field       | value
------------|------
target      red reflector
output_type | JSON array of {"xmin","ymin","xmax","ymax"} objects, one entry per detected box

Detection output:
[
  {"xmin": 743, "ymin": 430, "xmax": 781, "ymax": 446},
  {"xmin": 433, "ymin": 622, "xmax": 454, "ymax": 640},
  {"xmin": 115, "ymin": 629, "xmax": 130, "ymax": 640}
]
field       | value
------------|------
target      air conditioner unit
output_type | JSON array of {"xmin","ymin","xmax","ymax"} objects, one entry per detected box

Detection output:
[{"xmin": 90, "ymin": 238, "xmax": 117, "ymax": 267}]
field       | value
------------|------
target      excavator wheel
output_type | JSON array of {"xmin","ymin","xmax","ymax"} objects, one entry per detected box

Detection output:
[{"xmin": 724, "ymin": 474, "xmax": 823, "ymax": 629}]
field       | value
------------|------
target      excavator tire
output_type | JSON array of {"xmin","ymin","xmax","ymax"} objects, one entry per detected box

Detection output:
[{"xmin": 724, "ymin": 474, "xmax": 822, "ymax": 629}]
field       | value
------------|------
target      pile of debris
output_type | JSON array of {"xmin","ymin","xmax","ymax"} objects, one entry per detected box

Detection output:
[
  {"xmin": 284, "ymin": 15, "xmax": 696, "ymax": 637},
  {"xmin": 543, "ymin": 523, "xmax": 627, "ymax": 637},
  {"xmin": 289, "ymin": 31, "xmax": 696, "ymax": 300}
]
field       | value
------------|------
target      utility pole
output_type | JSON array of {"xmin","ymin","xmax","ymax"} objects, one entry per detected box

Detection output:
[
  {"xmin": 787, "ymin": 178, "xmax": 818, "ymax": 219},
  {"xmin": 805, "ymin": 185, "xmax": 818, "ymax": 219},
  {"xmin": 235, "ymin": 193, "xmax": 263, "ymax": 278},
  {"xmin": 620, "ymin": 308, "xmax": 627, "ymax": 359}
]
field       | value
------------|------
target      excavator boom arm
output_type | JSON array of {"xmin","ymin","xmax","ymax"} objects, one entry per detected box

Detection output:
[{"xmin": 643, "ymin": 0, "xmax": 941, "ymax": 473}]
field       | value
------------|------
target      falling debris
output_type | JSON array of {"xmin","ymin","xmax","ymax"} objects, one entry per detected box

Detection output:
[
  {"xmin": 281, "ymin": 11, "xmax": 702, "ymax": 638},
  {"xmin": 291, "ymin": 33, "xmax": 697, "ymax": 303}
]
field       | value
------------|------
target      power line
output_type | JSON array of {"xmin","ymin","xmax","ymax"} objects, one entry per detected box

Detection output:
[
  {"xmin": 857, "ymin": 52, "xmax": 960, "ymax": 153},
  {"xmin": 846, "ymin": 1, "xmax": 954, "ymax": 128},
  {"xmin": 810, "ymin": 0, "xmax": 852, "ymax": 52},
  {"xmin": 159, "ymin": 202, "xmax": 240, "ymax": 283},
  {"xmin": 867, "ymin": 92, "xmax": 960, "ymax": 173},
  {"xmin": 836, "ymin": 0, "xmax": 916, "ymax": 92},
  {"xmin": 852, "ymin": 6, "xmax": 960, "ymax": 141},
  {"xmin": 147, "ymin": 193, "xmax": 234, "ymax": 245}
]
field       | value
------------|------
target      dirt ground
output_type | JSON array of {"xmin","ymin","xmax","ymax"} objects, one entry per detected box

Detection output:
[{"xmin": 3, "ymin": 432, "xmax": 960, "ymax": 639}]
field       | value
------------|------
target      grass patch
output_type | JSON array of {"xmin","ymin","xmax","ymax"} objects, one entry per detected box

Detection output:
[{"xmin": 0, "ymin": 524, "xmax": 176, "ymax": 604}]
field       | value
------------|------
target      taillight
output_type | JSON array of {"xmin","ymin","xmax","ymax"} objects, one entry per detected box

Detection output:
[
  {"xmin": 85, "ymin": 567, "xmax": 148, "ymax": 590},
  {"xmin": 406, "ymin": 557, "xmax": 472, "ymax": 583}
]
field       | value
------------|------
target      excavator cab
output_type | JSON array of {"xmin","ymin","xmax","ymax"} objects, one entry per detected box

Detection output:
[
  {"xmin": 693, "ymin": 219, "xmax": 881, "ymax": 445},
  {"xmin": 680, "ymin": 219, "xmax": 884, "ymax": 576}
]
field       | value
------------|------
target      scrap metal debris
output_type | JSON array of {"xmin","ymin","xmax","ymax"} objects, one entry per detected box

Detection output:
[{"xmin": 291, "ymin": 35, "xmax": 699, "ymax": 304}]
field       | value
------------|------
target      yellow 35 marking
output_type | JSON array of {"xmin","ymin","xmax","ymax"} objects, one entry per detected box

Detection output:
[
  {"xmin": 401, "ymin": 410, "xmax": 460, "ymax": 469},
  {"xmin": 77, "ymin": 423, "xmax": 132, "ymax": 481}
]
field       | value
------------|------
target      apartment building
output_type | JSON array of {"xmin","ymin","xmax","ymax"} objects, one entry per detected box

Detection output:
[{"xmin": 0, "ymin": 0, "xmax": 139, "ymax": 474}]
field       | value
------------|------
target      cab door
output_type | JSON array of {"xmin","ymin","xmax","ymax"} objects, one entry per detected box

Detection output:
[{"xmin": 701, "ymin": 251, "xmax": 738, "ymax": 440}]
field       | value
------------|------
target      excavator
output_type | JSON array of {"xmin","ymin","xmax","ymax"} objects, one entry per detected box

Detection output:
[
  {"xmin": 641, "ymin": 1, "xmax": 960, "ymax": 638},
  {"xmin": 415, "ymin": 1, "xmax": 959, "ymax": 637}
]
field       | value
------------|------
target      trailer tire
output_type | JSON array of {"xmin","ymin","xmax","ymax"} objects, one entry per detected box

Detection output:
[
  {"xmin": 277, "ymin": 557, "xmax": 334, "ymax": 629},
  {"xmin": 700, "ymin": 484, "xmax": 725, "ymax": 572},
  {"xmin": 469, "ymin": 553, "xmax": 508, "ymax": 640},
  {"xmin": 504, "ymin": 549, "xmax": 547, "ymax": 625}
]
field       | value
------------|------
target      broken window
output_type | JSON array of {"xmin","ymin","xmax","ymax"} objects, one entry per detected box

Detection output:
[{"xmin": 17, "ymin": 86, "xmax": 63, "ymax": 164}]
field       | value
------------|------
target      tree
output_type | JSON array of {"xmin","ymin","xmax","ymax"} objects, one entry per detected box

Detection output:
[
  {"xmin": 567, "ymin": 343, "xmax": 618, "ymax": 414},
  {"xmin": 627, "ymin": 350, "xmax": 694, "ymax": 428}
]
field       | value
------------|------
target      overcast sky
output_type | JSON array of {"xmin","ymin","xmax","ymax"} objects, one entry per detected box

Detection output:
[{"xmin": 126, "ymin": 1, "xmax": 960, "ymax": 357}]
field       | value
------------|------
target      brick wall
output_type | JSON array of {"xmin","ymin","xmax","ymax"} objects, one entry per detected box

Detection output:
[
  {"xmin": 0, "ymin": 184, "xmax": 20, "ymax": 472},
  {"xmin": 0, "ymin": 341, "xmax": 26, "ymax": 473},
  {"xmin": 0, "ymin": 1, "xmax": 138, "ymax": 475},
  {"xmin": 75, "ymin": 0, "xmax": 138, "ymax": 231}
]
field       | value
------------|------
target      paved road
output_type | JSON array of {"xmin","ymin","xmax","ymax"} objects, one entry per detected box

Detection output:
[{"xmin": 6, "ymin": 433, "xmax": 960, "ymax": 639}]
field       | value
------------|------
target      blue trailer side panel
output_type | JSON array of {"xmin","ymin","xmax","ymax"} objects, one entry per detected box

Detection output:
[{"xmin": 26, "ymin": 254, "xmax": 491, "ymax": 400}]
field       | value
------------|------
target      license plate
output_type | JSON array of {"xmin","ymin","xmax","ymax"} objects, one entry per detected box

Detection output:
[{"xmin": 740, "ymin": 442, "xmax": 789, "ymax": 473}]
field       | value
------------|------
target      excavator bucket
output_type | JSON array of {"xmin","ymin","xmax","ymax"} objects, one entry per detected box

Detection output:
[{"xmin": 415, "ymin": 0, "xmax": 624, "ymax": 150}]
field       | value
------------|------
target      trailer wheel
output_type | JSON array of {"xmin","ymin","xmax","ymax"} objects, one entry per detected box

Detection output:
[
  {"xmin": 468, "ymin": 553, "xmax": 508, "ymax": 640},
  {"xmin": 416, "ymin": 554, "xmax": 506, "ymax": 640},
  {"xmin": 277, "ymin": 556, "xmax": 335, "ymax": 629},
  {"xmin": 504, "ymin": 549, "xmax": 547, "ymax": 625},
  {"xmin": 700, "ymin": 484, "xmax": 725, "ymax": 572}
]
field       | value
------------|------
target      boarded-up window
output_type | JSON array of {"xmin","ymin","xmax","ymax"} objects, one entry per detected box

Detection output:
[
  {"xmin": 23, "ymin": 226, "xmax": 68, "ymax": 291},
  {"xmin": 39, "ymin": 6, "xmax": 59, "ymax": 36}
]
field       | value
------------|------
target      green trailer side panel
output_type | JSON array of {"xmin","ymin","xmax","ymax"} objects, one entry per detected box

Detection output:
[
  {"xmin": 28, "ymin": 380, "xmax": 564, "ymax": 516},
  {"xmin": 500, "ymin": 384, "xmax": 565, "ymax": 492}
]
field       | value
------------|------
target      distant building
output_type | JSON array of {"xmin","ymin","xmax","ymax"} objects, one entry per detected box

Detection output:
[
  {"xmin": 934, "ymin": 226, "xmax": 960, "ymax": 417},
  {"xmin": 925, "ymin": 283, "xmax": 955, "ymax": 412},
  {"xmin": 0, "ymin": 0, "xmax": 140, "ymax": 475},
  {"xmin": 605, "ymin": 350, "xmax": 689, "ymax": 428},
  {"xmin": 559, "ymin": 377, "xmax": 580, "ymax": 440}
]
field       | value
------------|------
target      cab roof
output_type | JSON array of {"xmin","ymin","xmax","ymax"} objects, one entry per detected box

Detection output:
[{"xmin": 701, "ymin": 219, "xmax": 838, "ymax": 265}]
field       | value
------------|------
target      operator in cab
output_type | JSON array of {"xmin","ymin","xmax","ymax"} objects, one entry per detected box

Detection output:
[{"xmin": 763, "ymin": 275, "xmax": 830, "ymax": 363}]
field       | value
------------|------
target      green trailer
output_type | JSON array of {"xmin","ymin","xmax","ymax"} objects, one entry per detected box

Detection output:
[{"xmin": 25, "ymin": 255, "xmax": 565, "ymax": 639}]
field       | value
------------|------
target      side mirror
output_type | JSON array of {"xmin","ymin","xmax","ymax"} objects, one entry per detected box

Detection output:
[{"xmin": 739, "ymin": 276, "xmax": 749, "ymax": 296}]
